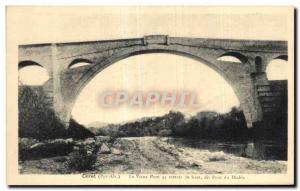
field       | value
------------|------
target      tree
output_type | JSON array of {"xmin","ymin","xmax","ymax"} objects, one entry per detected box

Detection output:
[
  {"xmin": 165, "ymin": 111, "xmax": 186, "ymax": 135},
  {"xmin": 18, "ymin": 86, "xmax": 68, "ymax": 140}
]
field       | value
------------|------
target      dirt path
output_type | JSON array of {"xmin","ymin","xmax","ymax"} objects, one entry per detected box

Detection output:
[{"xmin": 92, "ymin": 137, "xmax": 180, "ymax": 174}]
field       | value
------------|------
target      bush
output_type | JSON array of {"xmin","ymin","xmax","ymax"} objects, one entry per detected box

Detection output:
[
  {"xmin": 158, "ymin": 129, "xmax": 172, "ymax": 137},
  {"xmin": 67, "ymin": 145, "xmax": 99, "ymax": 171}
]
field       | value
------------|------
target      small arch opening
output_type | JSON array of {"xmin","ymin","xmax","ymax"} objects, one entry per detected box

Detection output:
[
  {"xmin": 266, "ymin": 58, "xmax": 288, "ymax": 80},
  {"xmin": 275, "ymin": 55, "xmax": 288, "ymax": 61},
  {"xmin": 19, "ymin": 60, "xmax": 43, "ymax": 69},
  {"xmin": 69, "ymin": 58, "xmax": 93, "ymax": 69},
  {"xmin": 217, "ymin": 52, "xmax": 248, "ymax": 63},
  {"xmin": 19, "ymin": 61, "xmax": 49, "ymax": 86}
]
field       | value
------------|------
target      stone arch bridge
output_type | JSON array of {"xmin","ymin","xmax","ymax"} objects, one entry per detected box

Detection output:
[{"xmin": 19, "ymin": 35, "xmax": 288, "ymax": 128}]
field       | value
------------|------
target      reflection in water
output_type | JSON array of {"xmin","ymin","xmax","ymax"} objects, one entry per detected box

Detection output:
[
  {"xmin": 242, "ymin": 141, "xmax": 266, "ymax": 160},
  {"xmin": 247, "ymin": 140, "xmax": 287, "ymax": 160},
  {"xmin": 169, "ymin": 138, "xmax": 287, "ymax": 161}
]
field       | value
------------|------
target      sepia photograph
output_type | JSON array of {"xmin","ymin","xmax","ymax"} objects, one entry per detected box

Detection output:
[{"xmin": 6, "ymin": 6, "xmax": 295, "ymax": 185}]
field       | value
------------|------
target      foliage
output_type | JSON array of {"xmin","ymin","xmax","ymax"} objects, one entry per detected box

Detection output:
[
  {"xmin": 18, "ymin": 86, "xmax": 95, "ymax": 140},
  {"xmin": 67, "ymin": 145, "xmax": 99, "ymax": 171},
  {"xmin": 18, "ymin": 86, "xmax": 68, "ymax": 140},
  {"xmin": 90, "ymin": 107, "xmax": 249, "ymax": 141}
]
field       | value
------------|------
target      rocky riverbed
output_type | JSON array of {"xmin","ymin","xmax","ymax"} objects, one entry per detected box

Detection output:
[{"xmin": 19, "ymin": 136, "xmax": 287, "ymax": 174}]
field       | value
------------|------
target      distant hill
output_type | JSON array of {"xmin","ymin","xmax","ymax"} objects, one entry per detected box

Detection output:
[
  {"xmin": 87, "ymin": 121, "xmax": 110, "ymax": 129},
  {"xmin": 68, "ymin": 119, "xmax": 95, "ymax": 139}
]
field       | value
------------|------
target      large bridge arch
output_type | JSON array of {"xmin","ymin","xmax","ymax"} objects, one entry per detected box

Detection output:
[
  {"xmin": 72, "ymin": 47, "xmax": 244, "ymax": 100},
  {"xmin": 60, "ymin": 44, "xmax": 257, "ymax": 128}
]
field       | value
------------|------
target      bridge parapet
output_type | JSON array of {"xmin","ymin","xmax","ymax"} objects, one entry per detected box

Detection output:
[{"xmin": 143, "ymin": 35, "xmax": 169, "ymax": 45}]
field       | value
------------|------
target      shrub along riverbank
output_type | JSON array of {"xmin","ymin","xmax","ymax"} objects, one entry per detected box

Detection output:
[{"xmin": 90, "ymin": 108, "xmax": 249, "ymax": 141}]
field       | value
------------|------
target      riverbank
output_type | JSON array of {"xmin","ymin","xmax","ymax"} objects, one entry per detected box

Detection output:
[{"xmin": 19, "ymin": 136, "xmax": 287, "ymax": 174}]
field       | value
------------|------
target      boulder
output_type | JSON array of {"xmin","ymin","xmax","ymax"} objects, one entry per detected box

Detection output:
[
  {"xmin": 95, "ymin": 136, "xmax": 110, "ymax": 144},
  {"xmin": 30, "ymin": 142, "xmax": 45, "ymax": 149},
  {"xmin": 177, "ymin": 157, "xmax": 203, "ymax": 168},
  {"xmin": 111, "ymin": 148, "xmax": 122, "ymax": 155},
  {"xmin": 208, "ymin": 151, "xmax": 227, "ymax": 161},
  {"xmin": 47, "ymin": 138, "xmax": 73, "ymax": 144},
  {"xmin": 83, "ymin": 138, "xmax": 96, "ymax": 145},
  {"xmin": 19, "ymin": 138, "xmax": 39, "ymax": 150},
  {"xmin": 99, "ymin": 143, "xmax": 111, "ymax": 154},
  {"xmin": 19, "ymin": 138, "xmax": 74, "ymax": 161}
]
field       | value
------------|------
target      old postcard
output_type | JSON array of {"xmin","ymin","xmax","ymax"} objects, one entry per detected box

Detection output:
[{"xmin": 6, "ymin": 6, "xmax": 294, "ymax": 185}]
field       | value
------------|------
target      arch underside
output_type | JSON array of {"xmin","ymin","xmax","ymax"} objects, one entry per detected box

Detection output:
[
  {"xmin": 19, "ymin": 60, "xmax": 44, "ymax": 69},
  {"xmin": 59, "ymin": 44, "xmax": 260, "ymax": 128}
]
